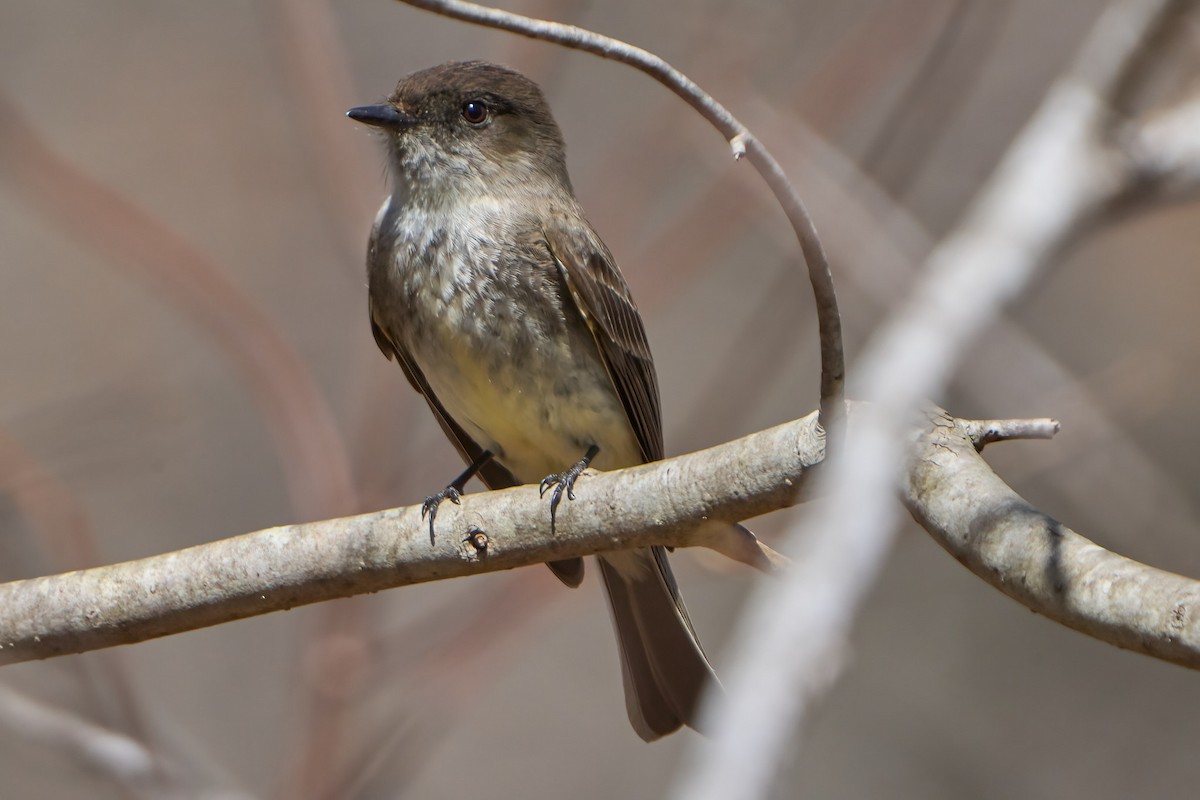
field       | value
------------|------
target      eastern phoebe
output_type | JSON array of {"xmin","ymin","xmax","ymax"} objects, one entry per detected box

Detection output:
[{"xmin": 348, "ymin": 60, "xmax": 717, "ymax": 740}]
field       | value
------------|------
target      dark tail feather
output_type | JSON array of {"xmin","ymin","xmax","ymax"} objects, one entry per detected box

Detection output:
[
  {"xmin": 598, "ymin": 547, "xmax": 720, "ymax": 741},
  {"xmin": 546, "ymin": 557, "xmax": 585, "ymax": 587}
]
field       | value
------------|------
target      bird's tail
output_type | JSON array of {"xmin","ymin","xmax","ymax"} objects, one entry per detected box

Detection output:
[{"xmin": 597, "ymin": 546, "xmax": 721, "ymax": 741}]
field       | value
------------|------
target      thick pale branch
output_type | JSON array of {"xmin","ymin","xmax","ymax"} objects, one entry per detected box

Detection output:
[
  {"xmin": 7, "ymin": 406, "xmax": 1200, "ymax": 674},
  {"xmin": 3, "ymin": 409, "xmax": 1199, "ymax": 676},
  {"xmin": 0, "ymin": 415, "xmax": 825, "ymax": 666},
  {"xmin": 905, "ymin": 410, "xmax": 1200, "ymax": 667}
]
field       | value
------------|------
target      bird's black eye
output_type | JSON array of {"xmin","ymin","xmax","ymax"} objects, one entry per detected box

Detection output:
[{"xmin": 461, "ymin": 99, "xmax": 490, "ymax": 125}]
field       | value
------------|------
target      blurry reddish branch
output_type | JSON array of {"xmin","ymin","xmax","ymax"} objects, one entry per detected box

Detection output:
[
  {"xmin": 395, "ymin": 0, "xmax": 847, "ymax": 439},
  {"xmin": 261, "ymin": 4, "xmax": 392, "ymax": 797},
  {"xmin": 0, "ymin": 94, "xmax": 356, "ymax": 523},
  {"xmin": 0, "ymin": 431, "xmax": 101, "ymax": 571},
  {"xmin": 857, "ymin": 2, "xmax": 1010, "ymax": 196}
]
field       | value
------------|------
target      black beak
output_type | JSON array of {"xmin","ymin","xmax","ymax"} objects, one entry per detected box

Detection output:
[{"xmin": 346, "ymin": 104, "xmax": 418, "ymax": 130}]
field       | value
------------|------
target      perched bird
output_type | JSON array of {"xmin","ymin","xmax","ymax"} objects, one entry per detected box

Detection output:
[{"xmin": 348, "ymin": 60, "xmax": 717, "ymax": 740}]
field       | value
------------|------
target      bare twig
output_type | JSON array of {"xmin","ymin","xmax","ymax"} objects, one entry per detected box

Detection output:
[
  {"xmin": 0, "ymin": 685, "xmax": 158, "ymax": 790},
  {"xmin": 860, "ymin": 1, "xmax": 1010, "ymax": 196},
  {"xmin": 0, "ymin": 684, "xmax": 252, "ymax": 800},
  {"xmin": 395, "ymin": 0, "xmax": 846, "ymax": 438},
  {"xmin": 692, "ymin": 522, "xmax": 791, "ymax": 575},
  {"xmin": 961, "ymin": 417, "xmax": 1061, "ymax": 447}
]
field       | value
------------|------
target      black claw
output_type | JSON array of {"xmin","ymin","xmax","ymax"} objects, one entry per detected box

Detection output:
[
  {"xmin": 539, "ymin": 446, "xmax": 598, "ymax": 533},
  {"xmin": 421, "ymin": 486, "xmax": 462, "ymax": 542}
]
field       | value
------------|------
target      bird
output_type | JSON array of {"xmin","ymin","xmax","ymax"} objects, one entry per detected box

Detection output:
[{"xmin": 348, "ymin": 60, "xmax": 718, "ymax": 740}]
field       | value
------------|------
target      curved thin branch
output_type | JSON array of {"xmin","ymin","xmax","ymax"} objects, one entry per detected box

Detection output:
[{"xmin": 395, "ymin": 0, "xmax": 845, "ymax": 436}]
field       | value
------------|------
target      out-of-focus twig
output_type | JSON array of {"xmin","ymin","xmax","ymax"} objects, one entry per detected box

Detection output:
[
  {"xmin": 0, "ymin": 431, "xmax": 178, "ymax": 791},
  {"xmin": 261, "ymin": 4, "xmax": 397, "ymax": 797},
  {"xmin": 860, "ymin": 1, "xmax": 1010, "ymax": 197},
  {"xmin": 0, "ymin": 684, "xmax": 253, "ymax": 800},
  {"xmin": 0, "ymin": 684, "xmax": 158, "ymax": 793},
  {"xmin": 792, "ymin": 0, "xmax": 970, "ymax": 139},
  {"xmin": 744, "ymin": 86, "xmax": 1200, "ymax": 558},
  {"xmin": 676, "ymin": 2, "xmax": 1200, "ymax": 799},
  {"xmin": 335, "ymin": 573, "xmax": 560, "ymax": 797},
  {"xmin": 1111, "ymin": 88, "xmax": 1200, "ymax": 208},
  {"xmin": 267, "ymin": 0, "xmax": 381, "ymax": 269}
]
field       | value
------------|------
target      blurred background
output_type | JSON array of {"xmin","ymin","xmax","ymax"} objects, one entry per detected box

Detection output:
[{"xmin": 2, "ymin": 1, "xmax": 1200, "ymax": 797}]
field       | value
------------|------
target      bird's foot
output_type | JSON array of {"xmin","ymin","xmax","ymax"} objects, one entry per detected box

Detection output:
[
  {"xmin": 539, "ymin": 445, "xmax": 599, "ymax": 532},
  {"xmin": 421, "ymin": 486, "xmax": 462, "ymax": 542}
]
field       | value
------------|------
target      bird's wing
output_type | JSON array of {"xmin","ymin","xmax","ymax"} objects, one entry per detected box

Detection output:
[
  {"xmin": 542, "ymin": 220, "xmax": 664, "ymax": 463},
  {"xmin": 543, "ymin": 218, "xmax": 718, "ymax": 740}
]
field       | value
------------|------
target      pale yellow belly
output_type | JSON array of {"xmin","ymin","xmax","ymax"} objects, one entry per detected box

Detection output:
[{"xmin": 417, "ymin": 322, "xmax": 644, "ymax": 483}]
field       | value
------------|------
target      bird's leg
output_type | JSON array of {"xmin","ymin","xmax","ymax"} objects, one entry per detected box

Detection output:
[
  {"xmin": 422, "ymin": 449, "xmax": 493, "ymax": 542},
  {"xmin": 539, "ymin": 444, "xmax": 600, "ymax": 532}
]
